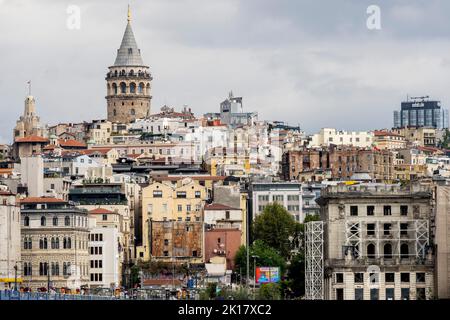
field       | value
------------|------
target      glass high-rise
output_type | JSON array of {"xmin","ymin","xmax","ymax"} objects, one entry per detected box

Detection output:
[{"xmin": 393, "ymin": 98, "xmax": 449, "ymax": 129}]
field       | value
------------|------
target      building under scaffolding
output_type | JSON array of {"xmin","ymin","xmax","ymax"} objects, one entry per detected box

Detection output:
[{"xmin": 313, "ymin": 183, "xmax": 435, "ymax": 300}]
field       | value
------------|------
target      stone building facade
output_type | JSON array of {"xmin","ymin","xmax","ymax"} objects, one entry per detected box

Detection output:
[
  {"xmin": 20, "ymin": 197, "xmax": 90, "ymax": 291},
  {"xmin": 106, "ymin": 8, "xmax": 152, "ymax": 123},
  {"xmin": 282, "ymin": 146, "xmax": 394, "ymax": 182},
  {"xmin": 316, "ymin": 183, "xmax": 435, "ymax": 300}
]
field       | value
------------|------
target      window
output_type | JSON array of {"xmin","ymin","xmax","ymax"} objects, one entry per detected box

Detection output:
[
  {"xmin": 383, "ymin": 205, "xmax": 392, "ymax": 216},
  {"xmin": 416, "ymin": 273, "xmax": 426, "ymax": 283},
  {"xmin": 354, "ymin": 273, "xmax": 364, "ymax": 283},
  {"xmin": 336, "ymin": 288, "xmax": 344, "ymax": 300},
  {"xmin": 186, "ymin": 205, "xmax": 191, "ymax": 212},
  {"xmin": 367, "ymin": 224, "xmax": 375, "ymax": 236},
  {"xmin": 41, "ymin": 216, "xmax": 46, "ymax": 226},
  {"xmin": 178, "ymin": 204, "xmax": 182, "ymax": 212},
  {"xmin": 273, "ymin": 195, "xmax": 284, "ymax": 202},
  {"xmin": 401, "ymin": 288, "xmax": 410, "ymax": 300},
  {"xmin": 370, "ymin": 289, "xmax": 379, "ymax": 301},
  {"xmin": 163, "ymin": 251, "xmax": 169, "ymax": 257},
  {"xmin": 400, "ymin": 223, "xmax": 408, "ymax": 235},
  {"xmin": 384, "ymin": 243, "xmax": 392, "ymax": 259},
  {"xmin": 195, "ymin": 191, "xmax": 201, "ymax": 198},
  {"xmin": 416, "ymin": 288, "xmax": 426, "ymax": 300},
  {"xmin": 65, "ymin": 216, "xmax": 70, "ymax": 226},
  {"xmin": 400, "ymin": 205, "xmax": 408, "ymax": 216},
  {"xmin": 367, "ymin": 206, "xmax": 375, "ymax": 216},
  {"xmin": 350, "ymin": 206, "xmax": 358, "ymax": 216},
  {"xmin": 384, "ymin": 223, "xmax": 391, "ymax": 235},
  {"xmin": 176, "ymin": 191, "xmax": 187, "ymax": 198},
  {"xmin": 385, "ymin": 273, "xmax": 395, "ymax": 283},
  {"xmin": 355, "ymin": 288, "xmax": 363, "ymax": 300},
  {"xmin": 367, "ymin": 244, "xmax": 375, "ymax": 259},
  {"xmin": 401, "ymin": 273, "xmax": 410, "ymax": 283},
  {"xmin": 400, "ymin": 244, "xmax": 409, "ymax": 258},
  {"xmin": 130, "ymin": 83, "xmax": 136, "ymax": 93},
  {"xmin": 386, "ymin": 288, "xmax": 394, "ymax": 300},
  {"xmin": 192, "ymin": 250, "xmax": 198, "ymax": 257},
  {"xmin": 336, "ymin": 273, "xmax": 344, "ymax": 283},
  {"xmin": 153, "ymin": 190, "xmax": 163, "ymax": 198},
  {"xmin": 164, "ymin": 239, "xmax": 169, "ymax": 246},
  {"xmin": 225, "ymin": 211, "xmax": 230, "ymax": 220},
  {"xmin": 102, "ymin": 214, "xmax": 108, "ymax": 221},
  {"xmin": 24, "ymin": 216, "xmax": 30, "ymax": 226}
]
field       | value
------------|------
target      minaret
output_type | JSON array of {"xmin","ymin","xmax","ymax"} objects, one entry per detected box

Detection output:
[{"xmin": 106, "ymin": 5, "xmax": 152, "ymax": 123}]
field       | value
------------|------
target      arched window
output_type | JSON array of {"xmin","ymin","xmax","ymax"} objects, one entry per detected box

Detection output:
[
  {"xmin": 114, "ymin": 70, "xmax": 118, "ymax": 77},
  {"xmin": 43, "ymin": 238, "xmax": 48, "ymax": 249},
  {"xmin": 41, "ymin": 216, "xmax": 46, "ymax": 226},
  {"xmin": 51, "ymin": 238, "xmax": 55, "ymax": 249},
  {"xmin": 400, "ymin": 243, "xmax": 409, "ymax": 259},
  {"xmin": 51, "ymin": 262, "xmax": 56, "ymax": 276},
  {"xmin": 24, "ymin": 216, "xmax": 29, "ymax": 226},
  {"xmin": 55, "ymin": 262, "xmax": 59, "ymax": 276},
  {"xmin": 120, "ymin": 82, "xmax": 126, "ymax": 94},
  {"xmin": 39, "ymin": 239, "xmax": 44, "ymax": 249},
  {"xmin": 384, "ymin": 243, "xmax": 392, "ymax": 259},
  {"xmin": 53, "ymin": 216, "xmax": 58, "ymax": 226},
  {"xmin": 63, "ymin": 262, "xmax": 67, "ymax": 276},
  {"xmin": 129, "ymin": 69, "xmax": 134, "ymax": 76},
  {"xmin": 67, "ymin": 237, "xmax": 72, "ymax": 249},
  {"xmin": 63, "ymin": 237, "xmax": 67, "ymax": 249},
  {"xmin": 55, "ymin": 237, "xmax": 59, "ymax": 249},
  {"xmin": 367, "ymin": 243, "xmax": 376, "ymax": 259},
  {"xmin": 28, "ymin": 237, "xmax": 32, "ymax": 249},
  {"xmin": 113, "ymin": 109, "xmax": 117, "ymax": 116},
  {"xmin": 112, "ymin": 83, "xmax": 117, "ymax": 94},
  {"xmin": 131, "ymin": 109, "xmax": 135, "ymax": 116},
  {"xmin": 65, "ymin": 216, "xmax": 70, "ymax": 226},
  {"xmin": 121, "ymin": 69, "xmax": 126, "ymax": 76},
  {"xmin": 138, "ymin": 83, "xmax": 144, "ymax": 94},
  {"xmin": 130, "ymin": 82, "xmax": 136, "ymax": 93}
]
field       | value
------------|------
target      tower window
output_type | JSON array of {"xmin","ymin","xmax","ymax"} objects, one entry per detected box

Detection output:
[
  {"xmin": 128, "ymin": 48, "xmax": 133, "ymax": 54},
  {"xmin": 113, "ymin": 109, "xmax": 117, "ymax": 116},
  {"xmin": 120, "ymin": 82, "xmax": 126, "ymax": 94},
  {"xmin": 131, "ymin": 109, "xmax": 135, "ymax": 115},
  {"xmin": 130, "ymin": 82, "xmax": 136, "ymax": 93}
]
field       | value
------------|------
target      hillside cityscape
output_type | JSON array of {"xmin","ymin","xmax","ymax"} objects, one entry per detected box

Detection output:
[{"xmin": 1, "ymin": 5, "xmax": 450, "ymax": 301}]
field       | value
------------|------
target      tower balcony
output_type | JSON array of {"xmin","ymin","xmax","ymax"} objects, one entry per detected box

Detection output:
[{"xmin": 106, "ymin": 73, "xmax": 152, "ymax": 81}]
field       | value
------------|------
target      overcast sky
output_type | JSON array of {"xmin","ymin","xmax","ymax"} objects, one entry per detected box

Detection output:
[{"xmin": 2, "ymin": 0, "xmax": 450, "ymax": 144}]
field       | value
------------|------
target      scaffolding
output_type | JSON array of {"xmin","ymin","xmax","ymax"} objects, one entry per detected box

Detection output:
[
  {"xmin": 344, "ymin": 219, "xmax": 429, "ymax": 259},
  {"xmin": 305, "ymin": 221, "xmax": 324, "ymax": 300}
]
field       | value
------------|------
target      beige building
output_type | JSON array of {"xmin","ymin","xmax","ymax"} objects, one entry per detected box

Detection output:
[
  {"xmin": 0, "ymin": 186, "xmax": 21, "ymax": 289},
  {"xmin": 310, "ymin": 128, "xmax": 373, "ymax": 148},
  {"xmin": 20, "ymin": 197, "xmax": 90, "ymax": 291},
  {"xmin": 373, "ymin": 131, "xmax": 407, "ymax": 150},
  {"xmin": 138, "ymin": 178, "xmax": 207, "ymax": 261},
  {"xmin": 316, "ymin": 183, "xmax": 434, "ymax": 300},
  {"xmin": 393, "ymin": 127, "xmax": 437, "ymax": 148},
  {"xmin": 86, "ymin": 120, "xmax": 112, "ymax": 145}
]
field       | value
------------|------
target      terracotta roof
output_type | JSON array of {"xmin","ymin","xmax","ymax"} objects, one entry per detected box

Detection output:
[
  {"xmin": 81, "ymin": 148, "xmax": 112, "ymax": 155},
  {"xmin": 89, "ymin": 208, "xmax": 115, "ymax": 214},
  {"xmin": 43, "ymin": 145, "xmax": 58, "ymax": 150},
  {"xmin": 374, "ymin": 130, "xmax": 402, "ymax": 137},
  {"xmin": 58, "ymin": 139, "xmax": 87, "ymax": 148},
  {"xmin": 0, "ymin": 168, "xmax": 13, "ymax": 174},
  {"xmin": 155, "ymin": 176, "xmax": 226, "ymax": 182},
  {"xmin": 19, "ymin": 197, "xmax": 66, "ymax": 204},
  {"xmin": 15, "ymin": 136, "xmax": 49, "ymax": 143},
  {"xmin": 204, "ymin": 203, "xmax": 241, "ymax": 211}
]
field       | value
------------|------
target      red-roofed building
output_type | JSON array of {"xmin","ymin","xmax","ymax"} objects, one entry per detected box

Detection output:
[
  {"xmin": 13, "ymin": 135, "xmax": 49, "ymax": 160},
  {"xmin": 373, "ymin": 130, "xmax": 406, "ymax": 150}
]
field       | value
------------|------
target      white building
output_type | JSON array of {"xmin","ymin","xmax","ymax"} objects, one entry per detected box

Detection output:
[
  {"xmin": 251, "ymin": 182, "xmax": 303, "ymax": 222},
  {"xmin": 88, "ymin": 214, "xmax": 120, "ymax": 289},
  {"xmin": 0, "ymin": 186, "xmax": 21, "ymax": 289},
  {"xmin": 310, "ymin": 128, "xmax": 373, "ymax": 148}
]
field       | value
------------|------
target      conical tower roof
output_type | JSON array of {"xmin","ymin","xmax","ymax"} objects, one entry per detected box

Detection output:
[{"xmin": 113, "ymin": 7, "xmax": 144, "ymax": 66}]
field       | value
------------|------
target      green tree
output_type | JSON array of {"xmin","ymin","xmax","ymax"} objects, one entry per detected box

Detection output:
[
  {"xmin": 234, "ymin": 240, "xmax": 286, "ymax": 278},
  {"xmin": 286, "ymin": 253, "xmax": 305, "ymax": 297},
  {"xmin": 252, "ymin": 203, "xmax": 300, "ymax": 258},
  {"xmin": 257, "ymin": 283, "xmax": 282, "ymax": 300}
]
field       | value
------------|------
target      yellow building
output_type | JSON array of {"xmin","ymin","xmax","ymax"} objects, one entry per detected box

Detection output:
[{"xmin": 137, "ymin": 178, "xmax": 207, "ymax": 261}]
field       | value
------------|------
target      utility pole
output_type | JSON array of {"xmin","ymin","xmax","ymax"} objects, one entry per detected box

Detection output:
[{"xmin": 251, "ymin": 255, "xmax": 259, "ymax": 300}]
